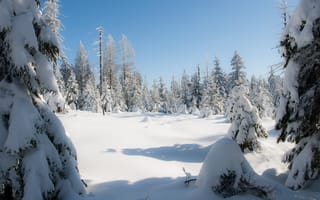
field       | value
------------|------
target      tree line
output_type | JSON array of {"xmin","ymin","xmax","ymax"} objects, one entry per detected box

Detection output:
[{"xmin": 54, "ymin": 38, "xmax": 282, "ymax": 119}]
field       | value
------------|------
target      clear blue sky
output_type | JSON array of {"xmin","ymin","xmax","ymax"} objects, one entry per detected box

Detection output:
[{"xmin": 54, "ymin": 0, "xmax": 298, "ymax": 84}]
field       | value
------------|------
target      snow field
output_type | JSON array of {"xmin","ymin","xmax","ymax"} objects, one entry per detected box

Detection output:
[{"xmin": 58, "ymin": 111, "xmax": 305, "ymax": 200}]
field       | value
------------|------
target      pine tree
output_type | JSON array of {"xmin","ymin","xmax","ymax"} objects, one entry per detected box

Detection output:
[
  {"xmin": 103, "ymin": 34, "xmax": 118, "ymax": 91},
  {"xmin": 251, "ymin": 78, "xmax": 275, "ymax": 119},
  {"xmin": 128, "ymin": 71, "xmax": 144, "ymax": 112},
  {"xmin": 168, "ymin": 76, "xmax": 180, "ymax": 114},
  {"xmin": 190, "ymin": 65, "xmax": 202, "ymax": 109},
  {"xmin": 43, "ymin": 0, "xmax": 61, "ymax": 75},
  {"xmin": 158, "ymin": 77, "xmax": 169, "ymax": 113},
  {"xmin": 200, "ymin": 69, "xmax": 220, "ymax": 117},
  {"xmin": 151, "ymin": 80, "xmax": 161, "ymax": 112},
  {"xmin": 227, "ymin": 85, "xmax": 268, "ymax": 152},
  {"xmin": 229, "ymin": 51, "xmax": 247, "ymax": 90},
  {"xmin": 213, "ymin": 56, "xmax": 228, "ymax": 100},
  {"xmin": 180, "ymin": 70, "xmax": 192, "ymax": 113},
  {"xmin": 268, "ymin": 71, "xmax": 283, "ymax": 108},
  {"xmin": 42, "ymin": 0, "xmax": 65, "ymax": 112},
  {"xmin": 276, "ymin": 0, "xmax": 320, "ymax": 190},
  {"xmin": 119, "ymin": 34, "xmax": 135, "ymax": 111},
  {"xmin": 142, "ymin": 81, "xmax": 153, "ymax": 112},
  {"xmin": 60, "ymin": 58, "xmax": 79, "ymax": 110},
  {"xmin": 74, "ymin": 41, "xmax": 98, "ymax": 112},
  {"xmin": 0, "ymin": 0, "xmax": 85, "ymax": 199}
]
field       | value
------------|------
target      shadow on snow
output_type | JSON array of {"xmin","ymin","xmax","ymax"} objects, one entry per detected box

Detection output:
[{"xmin": 122, "ymin": 144, "xmax": 211, "ymax": 163}]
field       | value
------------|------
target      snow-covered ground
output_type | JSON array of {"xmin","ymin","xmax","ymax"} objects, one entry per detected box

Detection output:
[{"xmin": 58, "ymin": 111, "xmax": 320, "ymax": 200}]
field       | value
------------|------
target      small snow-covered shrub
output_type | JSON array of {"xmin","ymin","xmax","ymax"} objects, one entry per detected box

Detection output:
[{"xmin": 197, "ymin": 138, "xmax": 273, "ymax": 199}]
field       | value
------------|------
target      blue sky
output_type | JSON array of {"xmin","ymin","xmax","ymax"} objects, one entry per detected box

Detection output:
[{"xmin": 55, "ymin": 0, "xmax": 298, "ymax": 84}]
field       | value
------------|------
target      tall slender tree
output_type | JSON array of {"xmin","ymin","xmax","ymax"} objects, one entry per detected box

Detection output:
[
  {"xmin": 60, "ymin": 58, "xmax": 79, "ymax": 110},
  {"xmin": 229, "ymin": 51, "xmax": 247, "ymax": 90},
  {"xmin": 191, "ymin": 65, "xmax": 202, "ymax": 109},
  {"xmin": 74, "ymin": 41, "xmax": 98, "ymax": 111},
  {"xmin": 103, "ymin": 34, "xmax": 118, "ymax": 90},
  {"xmin": 119, "ymin": 34, "xmax": 135, "ymax": 110}
]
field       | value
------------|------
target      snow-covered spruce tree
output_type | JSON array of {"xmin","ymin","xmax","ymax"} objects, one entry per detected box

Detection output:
[
  {"xmin": 168, "ymin": 76, "xmax": 180, "ymax": 114},
  {"xmin": 200, "ymin": 69, "xmax": 221, "ymax": 117},
  {"xmin": 0, "ymin": 0, "xmax": 85, "ymax": 199},
  {"xmin": 251, "ymin": 77, "xmax": 275, "ymax": 119},
  {"xmin": 268, "ymin": 71, "xmax": 283, "ymax": 110},
  {"xmin": 112, "ymin": 81, "xmax": 125, "ymax": 113},
  {"xmin": 42, "ymin": 0, "xmax": 65, "ymax": 113},
  {"xmin": 190, "ymin": 65, "xmax": 202, "ymax": 110},
  {"xmin": 158, "ymin": 77, "xmax": 169, "ymax": 113},
  {"xmin": 119, "ymin": 34, "xmax": 135, "ymax": 111},
  {"xmin": 228, "ymin": 51, "xmax": 247, "ymax": 90},
  {"xmin": 101, "ymin": 34, "xmax": 118, "ymax": 114},
  {"xmin": 74, "ymin": 41, "xmax": 98, "ymax": 112},
  {"xmin": 101, "ymin": 83, "xmax": 112, "ymax": 114},
  {"xmin": 151, "ymin": 80, "xmax": 161, "ymax": 112},
  {"xmin": 180, "ymin": 70, "xmax": 192, "ymax": 113},
  {"xmin": 142, "ymin": 81, "xmax": 153, "ymax": 112},
  {"xmin": 197, "ymin": 138, "xmax": 273, "ymax": 198},
  {"xmin": 276, "ymin": 0, "xmax": 320, "ymax": 190},
  {"xmin": 128, "ymin": 71, "xmax": 144, "ymax": 112},
  {"xmin": 103, "ymin": 34, "xmax": 118, "ymax": 91},
  {"xmin": 213, "ymin": 56, "xmax": 228, "ymax": 108},
  {"xmin": 227, "ymin": 85, "xmax": 268, "ymax": 152},
  {"xmin": 60, "ymin": 58, "xmax": 79, "ymax": 110}
]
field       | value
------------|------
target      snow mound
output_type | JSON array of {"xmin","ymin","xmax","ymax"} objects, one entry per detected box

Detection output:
[
  {"xmin": 197, "ymin": 137, "xmax": 244, "ymax": 189},
  {"xmin": 141, "ymin": 116, "xmax": 152, "ymax": 123},
  {"xmin": 197, "ymin": 137, "xmax": 273, "ymax": 198}
]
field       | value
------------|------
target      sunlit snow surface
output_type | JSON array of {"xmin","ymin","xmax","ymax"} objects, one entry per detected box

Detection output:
[{"xmin": 59, "ymin": 111, "xmax": 319, "ymax": 200}]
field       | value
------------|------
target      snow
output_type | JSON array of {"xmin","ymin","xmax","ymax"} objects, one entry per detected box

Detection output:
[
  {"xmin": 0, "ymin": 0, "xmax": 11, "ymax": 30},
  {"xmin": 285, "ymin": 0, "xmax": 320, "ymax": 48},
  {"xmin": 5, "ymin": 97, "xmax": 40, "ymax": 154},
  {"xmin": 56, "ymin": 111, "xmax": 320, "ymax": 200},
  {"xmin": 22, "ymin": 149, "xmax": 54, "ymax": 200},
  {"xmin": 196, "ymin": 137, "xmax": 244, "ymax": 189},
  {"xmin": 35, "ymin": 52, "xmax": 59, "ymax": 92}
]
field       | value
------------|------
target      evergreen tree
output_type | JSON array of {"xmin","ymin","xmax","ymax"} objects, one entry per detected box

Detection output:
[
  {"xmin": 200, "ymin": 69, "xmax": 220, "ymax": 117},
  {"xmin": 276, "ymin": 0, "xmax": 320, "ymax": 190},
  {"xmin": 42, "ymin": 0, "xmax": 65, "ymax": 112},
  {"xmin": 142, "ymin": 81, "xmax": 153, "ymax": 112},
  {"xmin": 180, "ymin": 70, "xmax": 192, "ymax": 113},
  {"xmin": 268, "ymin": 71, "xmax": 283, "ymax": 108},
  {"xmin": 158, "ymin": 77, "xmax": 169, "ymax": 113},
  {"xmin": 128, "ymin": 71, "xmax": 144, "ymax": 112},
  {"xmin": 60, "ymin": 58, "xmax": 79, "ymax": 110},
  {"xmin": 168, "ymin": 76, "xmax": 180, "ymax": 114},
  {"xmin": 103, "ymin": 34, "xmax": 118, "ymax": 91},
  {"xmin": 190, "ymin": 65, "xmax": 202, "ymax": 109},
  {"xmin": 227, "ymin": 85, "xmax": 268, "ymax": 152},
  {"xmin": 43, "ymin": 0, "xmax": 61, "ymax": 75},
  {"xmin": 213, "ymin": 56, "xmax": 228, "ymax": 100},
  {"xmin": 229, "ymin": 51, "xmax": 247, "ymax": 90},
  {"xmin": 119, "ymin": 34, "xmax": 135, "ymax": 111},
  {"xmin": 113, "ymin": 81, "xmax": 125, "ymax": 113},
  {"xmin": 0, "ymin": 0, "xmax": 85, "ymax": 199},
  {"xmin": 151, "ymin": 80, "xmax": 161, "ymax": 112},
  {"xmin": 74, "ymin": 42, "xmax": 98, "ymax": 112},
  {"xmin": 251, "ymin": 78, "xmax": 275, "ymax": 119}
]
